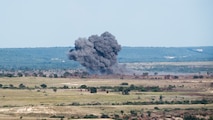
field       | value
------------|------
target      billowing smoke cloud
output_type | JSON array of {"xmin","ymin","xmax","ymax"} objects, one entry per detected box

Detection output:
[{"xmin": 68, "ymin": 32, "xmax": 125, "ymax": 74}]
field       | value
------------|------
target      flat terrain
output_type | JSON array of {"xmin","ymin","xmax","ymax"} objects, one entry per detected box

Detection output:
[{"xmin": 0, "ymin": 77, "xmax": 212, "ymax": 120}]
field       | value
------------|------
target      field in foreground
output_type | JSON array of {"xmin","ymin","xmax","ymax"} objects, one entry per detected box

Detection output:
[{"xmin": 0, "ymin": 77, "xmax": 212, "ymax": 120}]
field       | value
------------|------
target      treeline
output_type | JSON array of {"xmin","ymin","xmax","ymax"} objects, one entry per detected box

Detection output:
[
  {"xmin": 122, "ymin": 99, "xmax": 210, "ymax": 105},
  {"xmin": 1, "ymin": 70, "xmax": 211, "ymax": 81},
  {"xmin": 79, "ymin": 83, "xmax": 176, "ymax": 94},
  {"xmin": 0, "ymin": 70, "xmax": 88, "ymax": 78},
  {"xmin": 68, "ymin": 99, "xmax": 212, "ymax": 106},
  {"xmin": 79, "ymin": 84, "xmax": 163, "ymax": 95}
]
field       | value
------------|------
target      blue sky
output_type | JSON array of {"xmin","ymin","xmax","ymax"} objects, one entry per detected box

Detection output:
[{"xmin": 0, "ymin": 0, "xmax": 213, "ymax": 48}]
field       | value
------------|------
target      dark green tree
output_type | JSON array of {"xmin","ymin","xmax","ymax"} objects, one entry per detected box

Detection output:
[
  {"xmin": 40, "ymin": 84, "xmax": 47, "ymax": 89},
  {"xmin": 120, "ymin": 82, "xmax": 128, "ymax": 85},
  {"xmin": 79, "ymin": 85, "xmax": 87, "ymax": 89},
  {"xmin": 120, "ymin": 110, "xmax": 124, "ymax": 115},
  {"xmin": 9, "ymin": 84, "xmax": 14, "ymax": 88},
  {"xmin": 17, "ymin": 73, "xmax": 23, "ymax": 77},
  {"xmin": 183, "ymin": 115, "xmax": 199, "ymax": 120},
  {"xmin": 147, "ymin": 111, "xmax": 151, "ymax": 117},
  {"xmin": 53, "ymin": 74, "xmax": 58, "ymax": 78},
  {"xmin": 90, "ymin": 87, "xmax": 97, "ymax": 93},
  {"xmin": 122, "ymin": 88, "xmax": 130, "ymax": 95},
  {"xmin": 63, "ymin": 85, "xmax": 69, "ymax": 89},
  {"xmin": 19, "ymin": 83, "xmax": 26, "ymax": 89},
  {"xmin": 159, "ymin": 95, "xmax": 163, "ymax": 101}
]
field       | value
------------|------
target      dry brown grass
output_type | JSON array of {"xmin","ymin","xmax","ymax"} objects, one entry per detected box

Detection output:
[{"xmin": 0, "ymin": 77, "xmax": 212, "ymax": 119}]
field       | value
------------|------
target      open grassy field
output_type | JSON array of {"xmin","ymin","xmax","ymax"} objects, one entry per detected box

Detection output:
[{"xmin": 0, "ymin": 77, "xmax": 212, "ymax": 120}]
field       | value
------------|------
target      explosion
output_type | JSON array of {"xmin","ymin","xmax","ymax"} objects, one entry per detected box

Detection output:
[{"xmin": 68, "ymin": 32, "xmax": 125, "ymax": 74}]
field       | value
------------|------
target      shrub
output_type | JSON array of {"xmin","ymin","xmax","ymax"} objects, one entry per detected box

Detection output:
[
  {"xmin": 129, "ymin": 84, "xmax": 136, "ymax": 90},
  {"xmin": 147, "ymin": 111, "xmax": 151, "ymax": 117},
  {"xmin": 83, "ymin": 114, "xmax": 98, "ymax": 118},
  {"xmin": 122, "ymin": 88, "xmax": 130, "ymax": 95},
  {"xmin": 193, "ymin": 75, "xmax": 204, "ymax": 79},
  {"xmin": 53, "ymin": 74, "xmax": 58, "ymax": 78},
  {"xmin": 6, "ymin": 73, "xmax": 14, "ymax": 77},
  {"xmin": 0, "ymin": 73, "xmax": 4, "ymax": 77},
  {"xmin": 17, "ymin": 73, "xmax": 23, "ymax": 77},
  {"xmin": 200, "ymin": 99, "xmax": 208, "ymax": 104},
  {"xmin": 185, "ymin": 108, "xmax": 195, "ymax": 110},
  {"xmin": 62, "ymin": 85, "xmax": 69, "ymax": 89},
  {"xmin": 40, "ymin": 84, "xmax": 47, "ymax": 89},
  {"xmin": 167, "ymin": 85, "xmax": 176, "ymax": 90},
  {"xmin": 19, "ymin": 84, "xmax": 26, "ymax": 89},
  {"xmin": 150, "ymin": 86, "xmax": 160, "ymax": 92},
  {"xmin": 174, "ymin": 76, "xmax": 179, "ymax": 79},
  {"xmin": 9, "ymin": 84, "xmax": 14, "ymax": 88},
  {"xmin": 140, "ymin": 86, "xmax": 146, "ymax": 92},
  {"xmin": 63, "ymin": 72, "xmax": 72, "ymax": 78},
  {"xmin": 50, "ymin": 115, "xmax": 64, "ymax": 119},
  {"xmin": 113, "ymin": 114, "xmax": 120, "ymax": 119},
  {"xmin": 120, "ymin": 110, "xmax": 124, "ymax": 115},
  {"xmin": 79, "ymin": 85, "xmax": 87, "ymax": 89},
  {"xmin": 121, "ymin": 82, "xmax": 128, "ymax": 85},
  {"xmin": 209, "ymin": 116, "xmax": 213, "ymax": 120},
  {"xmin": 90, "ymin": 87, "xmax": 97, "ymax": 93},
  {"xmin": 100, "ymin": 86, "xmax": 112, "ymax": 91},
  {"xmin": 183, "ymin": 115, "xmax": 199, "ymax": 120},
  {"xmin": 130, "ymin": 110, "xmax": 137, "ymax": 116},
  {"xmin": 52, "ymin": 87, "xmax": 57, "ymax": 92},
  {"xmin": 159, "ymin": 95, "xmax": 163, "ymax": 101},
  {"xmin": 101, "ymin": 114, "xmax": 110, "ymax": 118},
  {"xmin": 70, "ymin": 102, "xmax": 80, "ymax": 106},
  {"xmin": 32, "ymin": 73, "xmax": 37, "ymax": 77},
  {"xmin": 174, "ymin": 108, "xmax": 181, "ymax": 110},
  {"xmin": 191, "ymin": 99, "xmax": 208, "ymax": 104}
]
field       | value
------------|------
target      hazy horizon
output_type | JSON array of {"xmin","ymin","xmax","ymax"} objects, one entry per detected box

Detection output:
[
  {"xmin": 0, "ymin": 0, "xmax": 213, "ymax": 48},
  {"xmin": 1, "ymin": 45, "xmax": 213, "ymax": 49}
]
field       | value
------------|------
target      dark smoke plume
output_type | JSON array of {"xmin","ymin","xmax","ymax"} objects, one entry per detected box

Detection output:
[{"xmin": 68, "ymin": 32, "xmax": 125, "ymax": 74}]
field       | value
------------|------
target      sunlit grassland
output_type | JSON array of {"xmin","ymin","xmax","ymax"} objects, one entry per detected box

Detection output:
[
  {"xmin": 0, "ymin": 76, "xmax": 211, "ymax": 88},
  {"xmin": 1, "ymin": 89, "xmax": 198, "ymax": 107},
  {"xmin": 0, "ymin": 77, "xmax": 212, "ymax": 119},
  {"xmin": 0, "ymin": 77, "xmax": 212, "ymax": 106}
]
